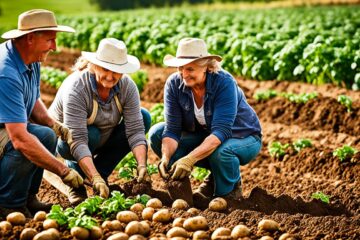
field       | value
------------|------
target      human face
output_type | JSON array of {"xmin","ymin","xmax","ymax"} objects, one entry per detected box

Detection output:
[
  {"xmin": 178, "ymin": 62, "xmax": 207, "ymax": 88},
  {"xmin": 93, "ymin": 65, "xmax": 123, "ymax": 90},
  {"xmin": 30, "ymin": 31, "xmax": 57, "ymax": 62}
]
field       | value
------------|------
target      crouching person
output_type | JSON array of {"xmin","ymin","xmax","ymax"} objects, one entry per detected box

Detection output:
[
  {"xmin": 0, "ymin": 9, "xmax": 83, "ymax": 218},
  {"xmin": 149, "ymin": 38, "xmax": 262, "ymax": 208},
  {"xmin": 48, "ymin": 38, "xmax": 151, "ymax": 205}
]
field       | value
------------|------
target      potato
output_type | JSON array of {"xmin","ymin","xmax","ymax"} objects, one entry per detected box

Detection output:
[
  {"xmin": 110, "ymin": 220, "xmax": 123, "ymax": 231},
  {"xmin": 193, "ymin": 230, "xmax": 209, "ymax": 240},
  {"xmin": 20, "ymin": 227, "xmax": 38, "ymax": 240},
  {"xmin": 33, "ymin": 211, "xmax": 47, "ymax": 222},
  {"xmin": 186, "ymin": 208, "xmax": 200, "ymax": 215},
  {"xmin": 259, "ymin": 236, "xmax": 274, "ymax": 240},
  {"xmin": 208, "ymin": 197, "xmax": 227, "ymax": 212},
  {"xmin": 152, "ymin": 209, "xmax": 171, "ymax": 222},
  {"xmin": 166, "ymin": 227, "xmax": 189, "ymax": 238},
  {"xmin": 171, "ymin": 199, "xmax": 189, "ymax": 210},
  {"xmin": 117, "ymin": 210, "xmax": 139, "ymax": 223},
  {"xmin": 125, "ymin": 221, "xmax": 142, "ymax": 236},
  {"xmin": 172, "ymin": 217, "xmax": 186, "ymax": 227},
  {"xmin": 211, "ymin": 227, "xmax": 231, "ymax": 239},
  {"xmin": 6, "ymin": 212, "xmax": 26, "ymax": 225},
  {"xmin": 43, "ymin": 219, "xmax": 58, "ymax": 230},
  {"xmin": 107, "ymin": 232, "xmax": 129, "ymax": 240},
  {"xmin": 279, "ymin": 233, "xmax": 296, "ymax": 240},
  {"xmin": 231, "ymin": 224, "xmax": 250, "ymax": 238},
  {"xmin": 0, "ymin": 221, "xmax": 12, "ymax": 231},
  {"xmin": 101, "ymin": 220, "xmax": 112, "ymax": 229},
  {"xmin": 170, "ymin": 237, "xmax": 186, "ymax": 240},
  {"xmin": 130, "ymin": 203, "xmax": 145, "ymax": 212},
  {"xmin": 142, "ymin": 207, "xmax": 155, "ymax": 220},
  {"xmin": 33, "ymin": 229, "xmax": 60, "ymax": 240},
  {"xmin": 258, "ymin": 219, "xmax": 280, "ymax": 232},
  {"xmin": 149, "ymin": 233, "xmax": 166, "ymax": 239},
  {"xmin": 146, "ymin": 198, "xmax": 162, "ymax": 209},
  {"xmin": 128, "ymin": 234, "xmax": 146, "ymax": 240},
  {"xmin": 90, "ymin": 226, "xmax": 103, "ymax": 240},
  {"xmin": 139, "ymin": 221, "xmax": 150, "ymax": 236},
  {"xmin": 183, "ymin": 216, "xmax": 208, "ymax": 231},
  {"xmin": 46, "ymin": 228, "xmax": 60, "ymax": 239},
  {"xmin": 71, "ymin": 226, "xmax": 89, "ymax": 240}
]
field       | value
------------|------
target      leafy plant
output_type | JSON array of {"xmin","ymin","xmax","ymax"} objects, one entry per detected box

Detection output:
[
  {"xmin": 147, "ymin": 164, "xmax": 159, "ymax": 175},
  {"xmin": 130, "ymin": 70, "xmax": 148, "ymax": 93},
  {"xmin": 281, "ymin": 92, "xmax": 318, "ymax": 104},
  {"xmin": 41, "ymin": 66, "xmax": 68, "ymax": 89},
  {"xmin": 337, "ymin": 95, "xmax": 352, "ymax": 112},
  {"xmin": 268, "ymin": 141, "xmax": 290, "ymax": 159},
  {"xmin": 116, "ymin": 152, "xmax": 158, "ymax": 180},
  {"xmin": 333, "ymin": 145, "xmax": 357, "ymax": 162},
  {"xmin": 311, "ymin": 191, "xmax": 331, "ymax": 204},
  {"xmin": 150, "ymin": 103, "xmax": 165, "ymax": 126},
  {"xmin": 191, "ymin": 167, "xmax": 210, "ymax": 181},
  {"xmin": 253, "ymin": 89, "xmax": 278, "ymax": 101},
  {"xmin": 293, "ymin": 139, "xmax": 312, "ymax": 152}
]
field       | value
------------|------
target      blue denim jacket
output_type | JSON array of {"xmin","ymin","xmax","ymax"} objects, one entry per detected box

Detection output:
[{"xmin": 162, "ymin": 70, "xmax": 262, "ymax": 143}]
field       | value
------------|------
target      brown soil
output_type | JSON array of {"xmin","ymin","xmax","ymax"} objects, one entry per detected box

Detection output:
[{"xmin": 1, "ymin": 50, "xmax": 359, "ymax": 240}]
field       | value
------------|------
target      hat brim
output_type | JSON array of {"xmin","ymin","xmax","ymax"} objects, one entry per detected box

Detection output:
[
  {"xmin": 1, "ymin": 25, "xmax": 75, "ymax": 39},
  {"xmin": 82, "ymin": 51, "xmax": 140, "ymax": 74},
  {"xmin": 163, "ymin": 54, "xmax": 222, "ymax": 67}
]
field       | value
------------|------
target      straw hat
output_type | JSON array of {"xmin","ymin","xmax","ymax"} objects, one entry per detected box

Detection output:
[
  {"xmin": 163, "ymin": 38, "xmax": 222, "ymax": 67},
  {"xmin": 1, "ymin": 9, "xmax": 75, "ymax": 39},
  {"xmin": 82, "ymin": 38, "xmax": 140, "ymax": 74}
]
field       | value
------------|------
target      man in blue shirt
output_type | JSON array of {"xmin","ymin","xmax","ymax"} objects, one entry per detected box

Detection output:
[{"xmin": 0, "ymin": 9, "xmax": 83, "ymax": 218}]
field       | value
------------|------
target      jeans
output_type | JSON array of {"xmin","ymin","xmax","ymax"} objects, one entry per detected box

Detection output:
[
  {"xmin": 57, "ymin": 108, "xmax": 151, "ymax": 180},
  {"xmin": 149, "ymin": 122, "xmax": 262, "ymax": 196},
  {"xmin": 0, "ymin": 123, "xmax": 57, "ymax": 208}
]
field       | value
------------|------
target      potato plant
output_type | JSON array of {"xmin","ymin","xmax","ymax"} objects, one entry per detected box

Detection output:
[
  {"xmin": 292, "ymin": 138, "xmax": 312, "ymax": 152},
  {"xmin": 130, "ymin": 70, "xmax": 148, "ymax": 93},
  {"xmin": 311, "ymin": 191, "xmax": 331, "ymax": 204},
  {"xmin": 333, "ymin": 145, "xmax": 358, "ymax": 162},
  {"xmin": 253, "ymin": 89, "xmax": 278, "ymax": 101},
  {"xmin": 337, "ymin": 95, "xmax": 353, "ymax": 112},
  {"xmin": 280, "ymin": 92, "xmax": 318, "ymax": 104},
  {"xmin": 268, "ymin": 141, "xmax": 290, "ymax": 159},
  {"xmin": 116, "ymin": 152, "xmax": 158, "ymax": 180},
  {"xmin": 41, "ymin": 66, "xmax": 68, "ymax": 89}
]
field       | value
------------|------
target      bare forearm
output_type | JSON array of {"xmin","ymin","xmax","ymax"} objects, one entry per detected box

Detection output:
[
  {"xmin": 31, "ymin": 99, "xmax": 55, "ymax": 126},
  {"xmin": 188, "ymin": 134, "xmax": 221, "ymax": 160},
  {"xmin": 78, "ymin": 156, "xmax": 99, "ymax": 181},
  {"xmin": 161, "ymin": 137, "xmax": 178, "ymax": 161},
  {"xmin": 132, "ymin": 144, "xmax": 147, "ymax": 166}
]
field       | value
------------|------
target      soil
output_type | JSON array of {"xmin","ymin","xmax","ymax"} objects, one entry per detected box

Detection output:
[{"xmin": 1, "ymin": 50, "xmax": 359, "ymax": 240}]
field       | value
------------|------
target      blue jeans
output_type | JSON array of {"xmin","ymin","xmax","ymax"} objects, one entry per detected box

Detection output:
[
  {"xmin": 0, "ymin": 123, "xmax": 57, "ymax": 208},
  {"xmin": 57, "ymin": 108, "xmax": 151, "ymax": 179},
  {"xmin": 149, "ymin": 122, "xmax": 262, "ymax": 196}
]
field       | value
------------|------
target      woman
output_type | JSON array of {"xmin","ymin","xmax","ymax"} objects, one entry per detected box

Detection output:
[
  {"xmin": 49, "ymin": 38, "xmax": 151, "ymax": 204},
  {"xmin": 149, "ymin": 38, "xmax": 262, "ymax": 206}
]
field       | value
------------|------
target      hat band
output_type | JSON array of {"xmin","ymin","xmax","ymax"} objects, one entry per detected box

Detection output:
[
  {"xmin": 19, "ymin": 25, "xmax": 58, "ymax": 31},
  {"xmin": 96, "ymin": 56, "xmax": 128, "ymax": 66},
  {"xmin": 177, "ymin": 56, "xmax": 205, "ymax": 59}
]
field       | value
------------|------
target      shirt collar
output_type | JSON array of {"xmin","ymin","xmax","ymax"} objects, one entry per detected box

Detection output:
[{"xmin": 7, "ymin": 40, "xmax": 32, "ymax": 74}]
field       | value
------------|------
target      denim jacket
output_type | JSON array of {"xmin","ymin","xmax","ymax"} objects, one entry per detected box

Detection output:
[{"xmin": 162, "ymin": 70, "xmax": 262, "ymax": 143}]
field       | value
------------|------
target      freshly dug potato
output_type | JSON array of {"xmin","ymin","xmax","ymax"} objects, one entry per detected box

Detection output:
[
  {"xmin": 90, "ymin": 226, "xmax": 103, "ymax": 239},
  {"xmin": 193, "ymin": 230, "xmax": 209, "ymax": 240},
  {"xmin": 46, "ymin": 228, "xmax": 60, "ymax": 239},
  {"xmin": 152, "ymin": 209, "xmax": 171, "ymax": 222},
  {"xmin": 20, "ymin": 227, "xmax": 38, "ymax": 240},
  {"xmin": 208, "ymin": 198, "xmax": 227, "ymax": 212},
  {"xmin": 258, "ymin": 219, "xmax": 280, "ymax": 232},
  {"xmin": 186, "ymin": 208, "xmax": 200, "ymax": 215},
  {"xmin": 279, "ymin": 233, "xmax": 296, "ymax": 240},
  {"xmin": 166, "ymin": 227, "xmax": 189, "ymax": 238},
  {"xmin": 71, "ymin": 226, "xmax": 89, "ymax": 240},
  {"xmin": 128, "ymin": 234, "xmax": 146, "ymax": 240},
  {"xmin": 139, "ymin": 221, "xmax": 150, "ymax": 236},
  {"xmin": 211, "ymin": 227, "xmax": 231, "ymax": 239},
  {"xmin": 142, "ymin": 207, "xmax": 155, "ymax": 220},
  {"xmin": 117, "ymin": 210, "xmax": 139, "ymax": 223},
  {"xmin": 171, "ymin": 199, "xmax": 189, "ymax": 210},
  {"xmin": 170, "ymin": 237, "xmax": 186, "ymax": 240},
  {"xmin": 101, "ymin": 220, "xmax": 112, "ymax": 229},
  {"xmin": 43, "ymin": 219, "xmax": 58, "ymax": 230},
  {"xmin": 172, "ymin": 217, "xmax": 186, "ymax": 227},
  {"xmin": 6, "ymin": 212, "xmax": 26, "ymax": 225},
  {"xmin": 130, "ymin": 203, "xmax": 145, "ymax": 212},
  {"xmin": 125, "ymin": 221, "xmax": 142, "ymax": 236},
  {"xmin": 231, "ymin": 224, "xmax": 250, "ymax": 238},
  {"xmin": 107, "ymin": 232, "xmax": 129, "ymax": 240},
  {"xmin": 149, "ymin": 233, "xmax": 166, "ymax": 240},
  {"xmin": 146, "ymin": 198, "xmax": 162, "ymax": 209},
  {"xmin": 110, "ymin": 220, "xmax": 123, "ymax": 231},
  {"xmin": 0, "ymin": 221, "xmax": 12, "ymax": 231},
  {"xmin": 33, "ymin": 211, "xmax": 47, "ymax": 222},
  {"xmin": 33, "ymin": 229, "xmax": 60, "ymax": 240},
  {"xmin": 183, "ymin": 216, "xmax": 208, "ymax": 231},
  {"xmin": 259, "ymin": 236, "xmax": 274, "ymax": 240}
]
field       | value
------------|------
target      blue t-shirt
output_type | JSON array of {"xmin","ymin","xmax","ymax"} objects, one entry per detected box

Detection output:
[{"xmin": 0, "ymin": 40, "xmax": 40, "ymax": 126}]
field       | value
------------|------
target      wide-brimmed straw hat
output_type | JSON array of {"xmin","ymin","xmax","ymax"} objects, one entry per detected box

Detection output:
[
  {"xmin": 1, "ymin": 9, "xmax": 75, "ymax": 39},
  {"xmin": 82, "ymin": 38, "xmax": 140, "ymax": 74},
  {"xmin": 163, "ymin": 38, "xmax": 222, "ymax": 67}
]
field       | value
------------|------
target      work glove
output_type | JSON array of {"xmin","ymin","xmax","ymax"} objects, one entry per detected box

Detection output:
[
  {"xmin": 61, "ymin": 168, "xmax": 84, "ymax": 188},
  {"xmin": 158, "ymin": 156, "xmax": 170, "ymax": 179},
  {"xmin": 92, "ymin": 174, "xmax": 109, "ymax": 199},
  {"xmin": 137, "ymin": 165, "xmax": 150, "ymax": 183},
  {"xmin": 52, "ymin": 120, "xmax": 73, "ymax": 144},
  {"xmin": 170, "ymin": 155, "xmax": 198, "ymax": 180}
]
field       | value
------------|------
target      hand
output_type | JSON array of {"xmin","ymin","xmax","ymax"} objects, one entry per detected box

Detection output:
[
  {"xmin": 92, "ymin": 174, "xmax": 109, "ymax": 199},
  {"xmin": 61, "ymin": 168, "xmax": 84, "ymax": 188},
  {"xmin": 170, "ymin": 155, "xmax": 198, "ymax": 180},
  {"xmin": 158, "ymin": 156, "xmax": 170, "ymax": 179},
  {"xmin": 52, "ymin": 120, "xmax": 73, "ymax": 144},
  {"xmin": 137, "ymin": 165, "xmax": 150, "ymax": 183}
]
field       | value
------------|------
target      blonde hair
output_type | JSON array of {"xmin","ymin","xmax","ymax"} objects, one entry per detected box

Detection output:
[
  {"xmin": 72, "ymin": 56, "xmax": 90, "ymax": 72},
  {"xmin": 194, "ymin": 58, "xmax": 221, "ymax": 73}
]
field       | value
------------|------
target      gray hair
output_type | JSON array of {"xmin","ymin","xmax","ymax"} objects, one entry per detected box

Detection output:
[
  {"xmin": 72, "ymin": 56, "xmax": 93, "ymax": 72},
  {"xmin": 194, "ymin": 58, "xmax": 221, "ymax": 73}
]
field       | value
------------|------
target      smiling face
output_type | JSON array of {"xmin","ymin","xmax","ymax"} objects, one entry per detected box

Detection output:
[
  {"xmin": 93, "ymin": 65, "xmax": 123, "ymax": 90},
  {"xmin": 30, "ymin": 31, "xmax": 57, "ymax": 62},
  {"xmin": 178, "ymin": 61, "xmax": 207, "ymax": 88}
]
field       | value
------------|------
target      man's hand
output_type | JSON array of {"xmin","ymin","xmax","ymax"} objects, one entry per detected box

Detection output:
[
  {"xmin": 137, "ymin": 165, "xmax": 150, "ymax": 183},
  {"xmin": 92, "ymin": 174, "xmax": 109, "ymax": 199},
  {"xmin": 61, "ymin": 168, "xmax": 84, "ymax": 188},
  {"xmin": 158, "ymin": 156, "xmax": 170, "ymax": 179},
  {"xmin": 52, "ymin": 120, "xmax": 73, "ymax": 144},
  {"xmin": 170, "ymin": 155, "xmax": 198, "ymax": 180}
]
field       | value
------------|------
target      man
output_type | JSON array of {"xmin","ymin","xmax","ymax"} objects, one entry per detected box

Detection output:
[{"xmin": 0, "ymin": 9, "xmax": 83, "ymax": 218}]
